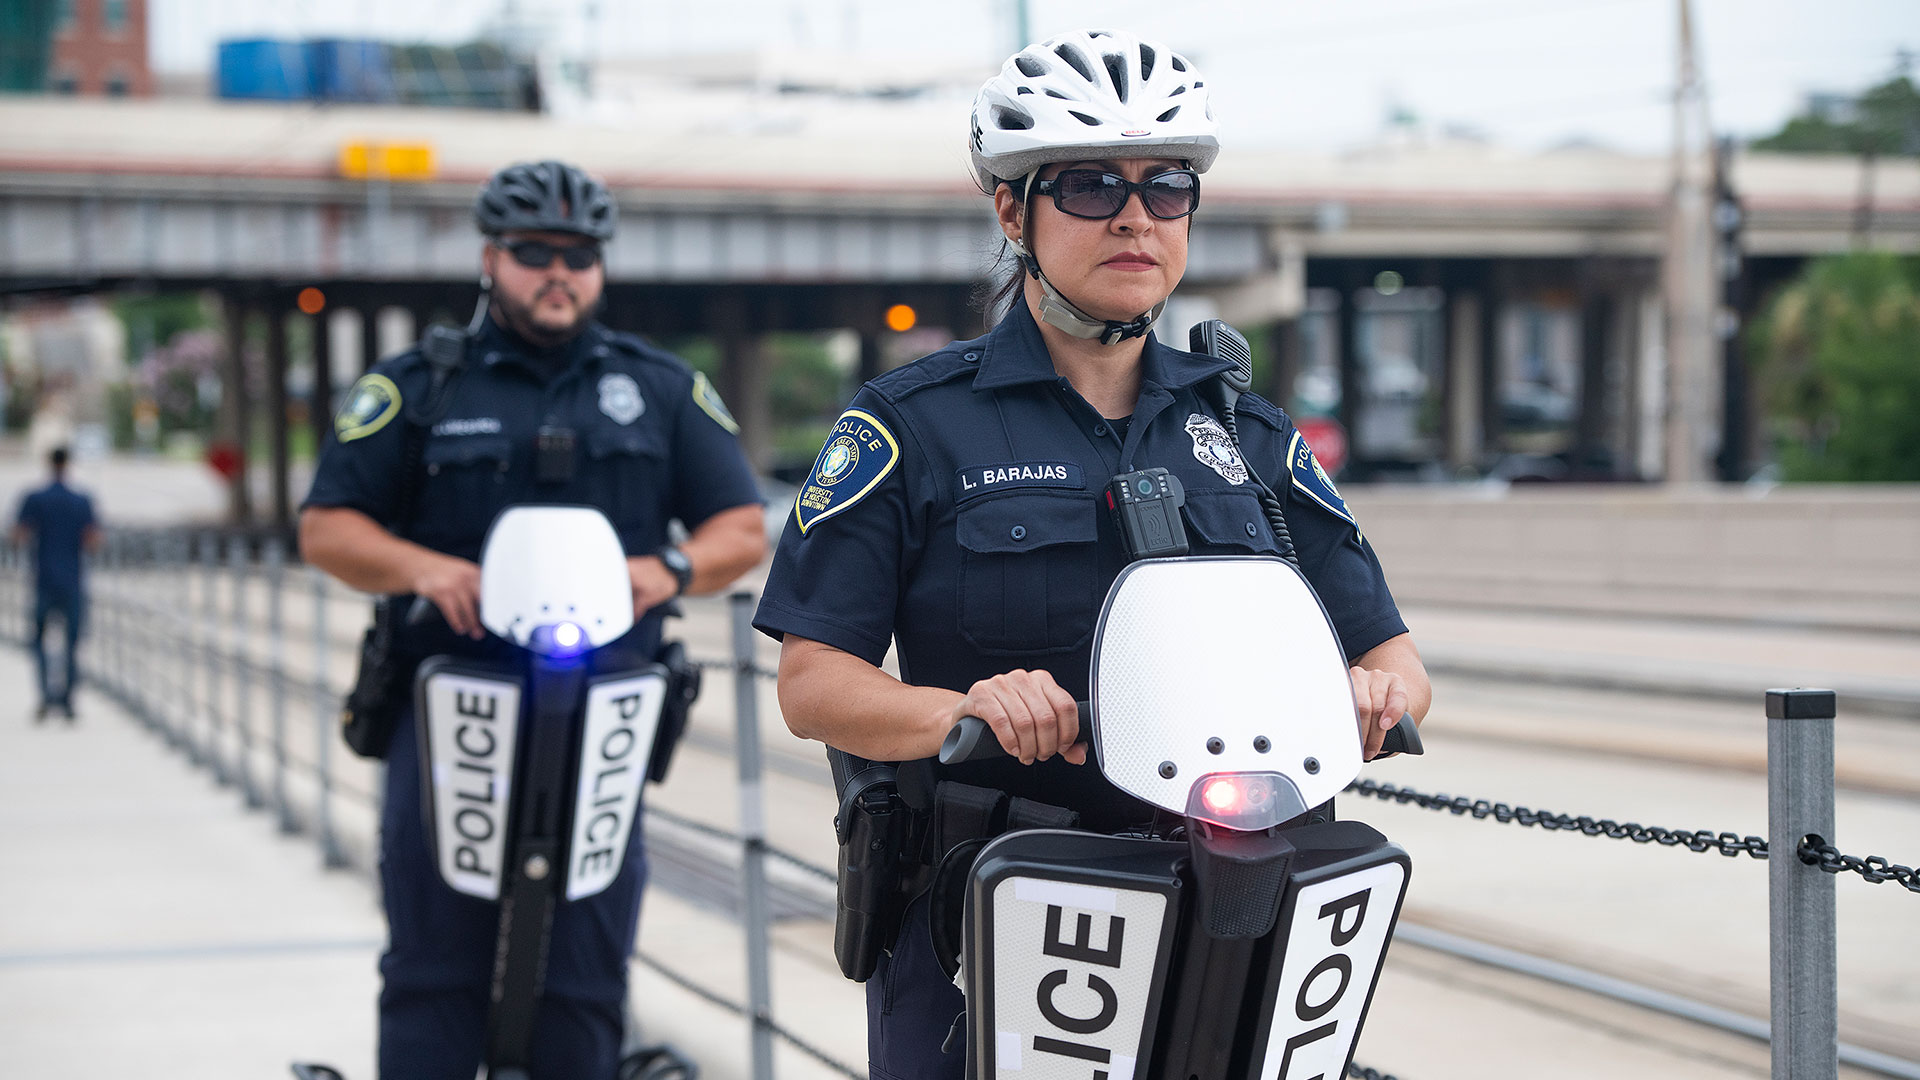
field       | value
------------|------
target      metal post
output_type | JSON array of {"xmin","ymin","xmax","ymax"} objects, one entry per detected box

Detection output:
[
  {"xmin": 1767, "ymin": 687, "xmax": 1838, "ymax": 1080},
  {"xmin": 232, "ymin": 539, "xmax": 261, "ymax": 807},
  {"xmin": 730, "ymin": 591, "xmax": 776, "ymax": 1080},
  {"xmin": 184, "ymin": 534, "xmax": 206, "ymax": 766},
  {"xmin": 314, "ymin": 567, "xmax": 346, "ymax": 868},
  {"xmin": 204, "ymin": 535, "xmax": 229, "ymax": 785},
  {"xmin": 167, "ymin": 535, "xmax": 191, "ymax": 751},
  {"xmin": 267, "ymin": 539, "xmax": 295, "ymax": 832}
]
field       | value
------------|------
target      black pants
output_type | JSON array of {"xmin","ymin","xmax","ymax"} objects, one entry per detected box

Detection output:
[
  {"xmin": 30, "ymin": 584, "xmax": 82, "ymax": 710},
  {"xmin": 379, "ymin": 704, "xmax": 647, "ymax": 1079},
  {"xmin": 867, "ymin": 892, "xmax": 966, "ymax": 1080}
]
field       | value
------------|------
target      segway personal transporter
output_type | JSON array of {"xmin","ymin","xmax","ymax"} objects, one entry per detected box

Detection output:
[
  {"xmin": 937, "ymin": 552, "xmax": 1422, "ymax": 1080},
  {"xmin": 293, "ymin": 505, "xmax": 698, "ymax": 1080}
]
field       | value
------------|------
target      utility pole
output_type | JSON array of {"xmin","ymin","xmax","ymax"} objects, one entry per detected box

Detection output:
[
  {"xmin": 1712, "ymin": 137, "xmax": 1747, "ymax": 482},
  {"xmin": 1013, "ymin": 0, "xmax": 1032, "ymax": 53},
  {"xmin": 1662, "ymin": 0, "xmax": 1718, "ymax": 484}
]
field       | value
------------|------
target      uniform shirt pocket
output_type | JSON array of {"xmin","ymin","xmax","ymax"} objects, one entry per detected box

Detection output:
[
  {"xmin": 584, "ymin": 425, "xmax": 669, "ymax": 538},
  {"xmin": 1182, "ymin": 488, "xmax": 1283, "ymax": 555},
  {"xmin": 955, "ymin": 492, "xmax": 1099, "ymax": 654},
  {"xmin": 415, "ymin": 436, "xmax": 514, "ymax": 543}
]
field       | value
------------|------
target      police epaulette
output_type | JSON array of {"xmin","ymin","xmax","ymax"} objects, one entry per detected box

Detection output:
[
  {"xmin": 867, "ymin": 349, "xmax": 977, "ymax": 402},
  {"xmin": 1229, "ymin": 392, "xmax": 1292, "ymax": 431}
]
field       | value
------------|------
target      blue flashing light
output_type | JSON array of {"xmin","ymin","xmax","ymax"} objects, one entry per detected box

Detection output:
[{"xmin": 532, "ymin": 620, "xmax": 590, "ymax": 659}]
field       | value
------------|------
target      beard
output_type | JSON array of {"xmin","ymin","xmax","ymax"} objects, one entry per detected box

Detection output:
[{"xmin": 492, "ymin": 282, "xmax": 597, "ymax": 350}]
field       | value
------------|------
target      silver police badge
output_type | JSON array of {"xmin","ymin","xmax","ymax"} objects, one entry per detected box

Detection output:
[
  {"xmin": 1186, "ymin": 413, "xmax": 1248, "ymax": 485},
  {"xmin": 598, "ymin": 373, "xmax": 644, "ymax": 426}
]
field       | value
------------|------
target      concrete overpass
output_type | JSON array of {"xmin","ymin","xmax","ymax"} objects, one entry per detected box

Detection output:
[{"xmin": 3, "ymin": 96, "xmax": 1916, "ymax": 529}]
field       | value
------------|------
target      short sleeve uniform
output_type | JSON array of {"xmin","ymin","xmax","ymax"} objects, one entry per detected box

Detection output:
[
  {"xmin": 755, "ymin": 302, "xmax": 1406, "ymax": 831},
  {"xmin": 304, "ymin": 316, "xmax": 763, "ymax": 659}
]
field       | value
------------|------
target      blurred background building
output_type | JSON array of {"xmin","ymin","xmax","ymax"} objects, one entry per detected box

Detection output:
[{"xmin": 0, "ymin": 0, "xmax": 1915, "ymax": 532}]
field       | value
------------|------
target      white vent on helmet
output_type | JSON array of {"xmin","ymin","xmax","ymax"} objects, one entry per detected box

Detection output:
[{"xmin": 970, "ymin": 28, "xmax": 1220, "ymax": 191}]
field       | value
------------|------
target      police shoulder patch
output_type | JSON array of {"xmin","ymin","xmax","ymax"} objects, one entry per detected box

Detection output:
[
  {"xmin": 336, "ymin": 374, "xmax": 402, "ymax": 442},
  {"xmin": 692, "ymin": 371, "xmax": 740, "ymax": 434},
  {"xmin": 1288, "ymin": 430, "xmax": 1361, "ymax": 538},
  {"xmin": 796, "ymin": 408, "xmax": 899, "ymax": 534}
]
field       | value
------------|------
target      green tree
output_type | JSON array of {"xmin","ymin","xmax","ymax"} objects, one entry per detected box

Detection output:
[
  {"xmin": 1751, "ymin": 73, "xmax": 1920, "ymax": 156},
  {"xmin": 1749, "ymin": 252, "xmax": 1920, "ymax": 481}
]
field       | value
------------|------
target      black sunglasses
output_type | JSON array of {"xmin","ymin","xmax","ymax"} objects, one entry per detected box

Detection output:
[
  {"xmin": 1032, "ymin": 168, "xmax": 1201, "ymax": 221},
  {"xmin": 495, "ymin": 239, "xmax": 602, "ymax": 271}
]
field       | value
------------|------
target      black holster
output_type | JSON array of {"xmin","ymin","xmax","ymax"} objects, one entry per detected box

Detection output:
[
  {"xmin": 340, "ymin": 602, "xmax": 406, "ymax": 759},
  {"xmin": 646, "ymin": 639, "xmax": 701, "ymax": 783},
  {"xmin": 833, "ymin": 759, "xmax": 915, "ymax": 982}
]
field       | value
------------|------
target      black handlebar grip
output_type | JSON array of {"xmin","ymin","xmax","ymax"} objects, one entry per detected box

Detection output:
[
  {"xmin": 1377, "ymin": 713, "xmax": 1424, "ymax": 757},
  {"xmin": 938, "ymin": 703, "xmax": 1090, "ymax": 766}
]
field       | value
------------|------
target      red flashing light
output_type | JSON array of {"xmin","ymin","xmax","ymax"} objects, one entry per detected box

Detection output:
[{"xmin": 1202, "ymin": 778, "xmax": 1241, "ymax": 813}]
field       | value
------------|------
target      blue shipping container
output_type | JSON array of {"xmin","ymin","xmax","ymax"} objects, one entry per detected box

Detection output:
[
  {"xmin": 306, "ymin": 39, "xmax": 395, "ymax": 103},
  {"xmin": 216, "ymin": 39, "xmax": 309, "ymax": 101}
]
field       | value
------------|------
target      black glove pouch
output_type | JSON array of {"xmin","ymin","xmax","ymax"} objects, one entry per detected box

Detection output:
[{"xmin": 646, "ymin": 639, "xmax": 702, "ymax": 783}]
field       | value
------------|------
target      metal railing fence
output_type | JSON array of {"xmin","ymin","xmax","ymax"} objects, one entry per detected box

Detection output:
[{"xmin": 2, "ymin": 531, "xmax": 1913, "ymax": 1080}]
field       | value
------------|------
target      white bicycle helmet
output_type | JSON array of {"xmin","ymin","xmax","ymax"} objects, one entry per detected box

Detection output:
[{"xmin": 970, "ymin": 28, "xmax": 1219, "ymax": 191}]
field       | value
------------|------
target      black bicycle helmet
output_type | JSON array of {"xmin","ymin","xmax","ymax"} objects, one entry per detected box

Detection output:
[{"xmin": 474, "ymin": 159, "xmax": 618, "ymax": 241}]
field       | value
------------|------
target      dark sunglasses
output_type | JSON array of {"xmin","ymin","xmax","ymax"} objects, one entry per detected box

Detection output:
[
  {"xmin": 495, "ymin": 239, "xmax": 602, "ymax": 271},
  {"xmin": 1033, "ymin": 168, "xmax": 1201, "ymax": 221}
]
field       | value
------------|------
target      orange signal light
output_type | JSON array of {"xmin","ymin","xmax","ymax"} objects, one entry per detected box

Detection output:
[
  {"xmin": 884, "ymin": 304, "xmax": 917, "ymax": 333},
  {"xmin": 297, "ymin": 287, "xmax": 327, "ymax": 315}
]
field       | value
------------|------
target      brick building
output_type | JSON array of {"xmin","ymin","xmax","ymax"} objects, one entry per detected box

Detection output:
[{"xmin": 49, "ymin": 0, "xmax": 150, "ymax": 96}]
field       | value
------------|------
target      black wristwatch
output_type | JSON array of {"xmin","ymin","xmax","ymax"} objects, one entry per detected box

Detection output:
[{"xmin": 657, "ymin": 544, "xmax": 694, "ymax": 596}]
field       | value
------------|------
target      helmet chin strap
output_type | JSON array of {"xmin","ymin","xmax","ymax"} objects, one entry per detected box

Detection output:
[{"xmin": 1012, "ymin": 174, "xmax": 1164, "ymax": 347}]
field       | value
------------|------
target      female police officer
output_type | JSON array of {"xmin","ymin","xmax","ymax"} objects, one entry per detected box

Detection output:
[{"xmin": 754, "ymin": 29, "xmax": 1430, "ymax": 1079}]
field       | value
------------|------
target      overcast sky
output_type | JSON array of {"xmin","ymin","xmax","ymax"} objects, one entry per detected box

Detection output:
[{"xmin": 149, "ymin": 0, "xmax": 1913, "ymax": 153}]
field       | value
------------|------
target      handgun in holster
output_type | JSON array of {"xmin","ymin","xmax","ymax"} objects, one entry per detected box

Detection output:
[
  {"xmin": 829, "ymin": 748, "xmax": 923, "ymax": 982},
  {"xmin": 340, "ymin": 599, "xmax": 406, "ymax": 760},
  {"xmin": 647, "ymin": 639, "xmax": 702, "ymax": 783}
]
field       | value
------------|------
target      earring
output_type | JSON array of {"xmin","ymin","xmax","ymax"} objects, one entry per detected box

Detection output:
[{"xmin": 479, "ymin": 274, "xmax": 493, "ymax": 292}]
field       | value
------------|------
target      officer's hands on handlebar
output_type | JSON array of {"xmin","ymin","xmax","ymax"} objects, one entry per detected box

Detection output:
[
  {"xmin": 954, "ymin": 669, "xmax": 1085, "ymax": 766},
  {"xmin": 1351, "ymin": 665, "xmax": 1410, "ymax": 761},
  {"xmin": 412, "ymin": 553, "xmax": 485, "ymax": 640}
]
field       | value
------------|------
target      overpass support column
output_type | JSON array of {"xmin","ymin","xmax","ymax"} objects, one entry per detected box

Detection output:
[
  {"xmin": 359, "ymin": 307, "xmax": 381, "ymax": 373},
  {"xmin": 1480, "ymin": 266, "xmax": 1508, "ymax": 459},
  {"xmin": 311, "ymin": 306, "xmax": 334, "ymax": 453},
  {"xmin": 1445, "ymin": 291, "xmax": 1483, "ymax": 472},
  {"xmin": 266, "ymin": 300, "xmax": 292, "ymax": 539},
  {"xmin": 710, "ymin": 293, "xmax": 772, "ymax": 473},
  {"xmin": 219, "ymin": 293, "xmax": 256, "ymax": 529},
  {"xmin": 1335, "ymin": 267, "xmax": 1362, "ymax": 469}
]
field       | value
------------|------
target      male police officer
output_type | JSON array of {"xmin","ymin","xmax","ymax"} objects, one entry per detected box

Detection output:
[{"xmin": 300, "ymin": 160, "xmax": 765, "ymax": 1078}]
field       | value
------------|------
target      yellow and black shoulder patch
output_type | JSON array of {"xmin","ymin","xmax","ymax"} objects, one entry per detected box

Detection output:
[
  {"xmin": 336, "ymin": 374, "xmax": 402, "ymax": 443},
  {"xmin": 691, "ymin": 371, "xmax": 740, "ymax": 434},
  {"xmin": 795, "ymin": 408, "xmax": 899, "ymax": 534}
]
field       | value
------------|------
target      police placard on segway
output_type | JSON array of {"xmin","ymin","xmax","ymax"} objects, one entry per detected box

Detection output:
[
  {"xmin": 568, "ymin": 670, "xmax": 669, "ymax": 900},
  {"xmin": 417, "ymin": 659, "xmax": 523, "ymax": 900}
]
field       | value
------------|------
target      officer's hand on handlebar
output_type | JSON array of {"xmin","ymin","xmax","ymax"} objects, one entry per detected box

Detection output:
[
  {"xmin": 1352, "ymin": 664, "xmax": 1413, "ymax": 761},
  {"xmin": 410, "ymin": 553, "xmax": 484, "ymax": 640},
  {"xmin": 626, "ymin": 556, "xmax": 679, "ymax": 617},
  {"xmin": 953, "ymin": 669, "xmax": 1085, "ymax": 766}
]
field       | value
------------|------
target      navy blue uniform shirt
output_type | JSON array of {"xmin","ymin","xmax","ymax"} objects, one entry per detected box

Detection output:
[
  {"xmin": 15, "ymin": 480, "xmax": 96, "ymax": 594},
  {"xmin": 304, "ymin": 315, "xmax": 763, "ymax": 659},
  {"xmin": 755, "ymin": 302, "xmax": 1406, "ymax": 830}
]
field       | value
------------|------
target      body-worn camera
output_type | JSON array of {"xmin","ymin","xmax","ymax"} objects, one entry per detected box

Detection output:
[{"xmin": 1106, "ymin": 467, "xmax": 1189, "ymax": 560}]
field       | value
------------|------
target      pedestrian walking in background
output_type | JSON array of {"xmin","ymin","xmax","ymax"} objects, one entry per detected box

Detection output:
[{"xmin": 11, "ymin": 446, "xmax": 101, "ymax": 722}]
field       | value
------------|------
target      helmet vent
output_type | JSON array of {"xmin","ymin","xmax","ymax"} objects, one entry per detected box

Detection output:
[
  {"xmin": 1193, "ymin": 80, "xmax": 1204, "ymax": 88},
  {"xmin": 1016, "ymin": 55, "xmax": 1048, "ymax": 78},
  {"xmin": 1169, "ymin": 84, "xmax": 1186, "ymax": 96},
  {"xmin": 1054, "ymin": 43, "xmax": 1095, "ymax": 83},
  {"xmin": 1139, "ymin": 45, "xmax": 1157, "ymax": 82},
  {"xmin": 1157, "ymin": 106, "xmax": 1181, "ymax": 123},
  {"xmin": 1068, "ymin": 110, "xmax": 1102, "ymax": 127},
  {"xmin": 1171, "ymin": 54, "xmax": 1189, "ymax": 72},
  {"xmin": 1045, "ymin": 88, "xmax": 1070, "ymax": 99},
  {"xmin": 1014, "ymin": 86, "xmax": 1033, "ymax": 94},
  {"xmin": 1103, "ymin": 52, "xmax": 1128, "ymax": 102},
  {"xmin": 994, "ymin": 106, "xmax": 1034, "ymax": 131}
]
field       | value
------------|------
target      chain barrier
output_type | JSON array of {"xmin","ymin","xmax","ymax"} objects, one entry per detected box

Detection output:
[
  {"xmin": 1348, "ymin": 1065, "xmax": 1402, "ymax": 1080},
  {"xmin": 1345, "ymin": 779, "xmax": 1771, "ymax": 859},
  {"xmin": 647, "ymin": 803, "xmax": 838, "ymax": 885},
  {"xmin": 1798, "ymin": 836, "xmax": 1920, "ymax": 893}
]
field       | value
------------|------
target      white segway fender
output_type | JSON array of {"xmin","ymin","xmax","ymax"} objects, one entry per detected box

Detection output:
[
  {"xmin": 964, "ymin": 831, "xmax": 1185, "ymax": 1080},
  {"xmin": 566, "ymin": 668, "xmax": 668, "ymax": 900},
  {"xmin": 417, "ymin": 659, "xmax": 524, "ymax": 900}
]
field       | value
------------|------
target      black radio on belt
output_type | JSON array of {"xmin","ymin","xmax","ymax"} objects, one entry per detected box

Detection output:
[
  {"xmin": 535, "ymin": 426, "xmax": 576, "ymax": 485},
  {"xmin": 1106, "ymin": 467, "xmax": 1189, "ymax": 560}
]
